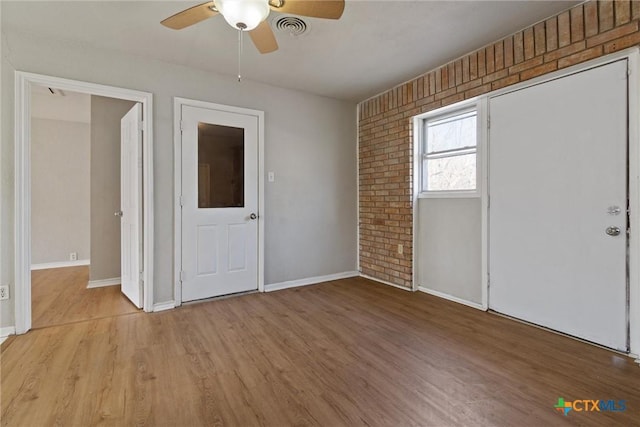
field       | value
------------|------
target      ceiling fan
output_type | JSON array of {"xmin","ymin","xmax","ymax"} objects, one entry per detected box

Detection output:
[{"xmin": 161, "ymin": 0, "xmax": 345, "ymax": 54}]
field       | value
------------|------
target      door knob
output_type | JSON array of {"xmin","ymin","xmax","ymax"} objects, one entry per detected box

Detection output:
[
  {"xmin": 114, "ymin": 211, "xmax": 123, "ymax": 217},
  {"xmin": 249, "ymin": 213, "xmax": 257, "ymax": 220},
  {"xmin": 606, "ymin": 226, "xmax": 621, "ymax": 236}
]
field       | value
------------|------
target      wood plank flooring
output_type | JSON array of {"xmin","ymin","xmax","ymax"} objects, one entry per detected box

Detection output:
[
  {"xmin": 2, "ymin": 277, "xmax": 639, "ymax": 426},
  {"xmin": 31, "ymin": 266, "xmax": 139, "ymax": 329}
]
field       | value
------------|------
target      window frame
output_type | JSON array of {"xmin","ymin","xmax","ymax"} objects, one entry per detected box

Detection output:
[{"xmin": 416, "ymin": 99, "xmax": 483, "ymax": 198}]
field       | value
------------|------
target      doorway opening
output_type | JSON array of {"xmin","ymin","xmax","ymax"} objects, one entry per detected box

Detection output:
[
  {"xmin": 29, "ymin": 87, "xmax": 141, "ymax": 328},
  {"xmin": 14, "ymin": 72, "xmax": 154, "ymax": 334}
]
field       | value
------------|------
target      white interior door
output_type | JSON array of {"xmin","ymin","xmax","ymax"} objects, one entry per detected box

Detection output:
[
  {"xmin": 120, "ymin": 103, "xmax": 143, "ymax": 308},
  {"xmin": 488, "ymin": 60, "xmax": 628, "ymax": 351},
  {"xmin": 181, "ymin": 105, "xmax": 259, "ymax": 301}
]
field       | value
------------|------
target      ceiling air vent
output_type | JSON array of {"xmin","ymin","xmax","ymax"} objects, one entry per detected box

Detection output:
[{"xmin": 273, "ymin": 16, "xmax": 309, "ymax": 37}]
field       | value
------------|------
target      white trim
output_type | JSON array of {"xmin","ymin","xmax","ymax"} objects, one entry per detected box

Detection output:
[
  {"xmin": 87, "ymin": 277, "xmax": 121, "ymax": 288},
  {"xmin": 31, "ymin": 259, "xmax": 90, "ymax": 270},
  {"xmin": 173, "ymin": 98, "xmax": 182, "ymax": 306},
  {"xmin": 627, "ymin": 50, "xmax": 640, "ymax": 356},
  {"xmin": 0, "ymin": 326, "xmax": 15, "ymax": 345},
  {"xmin": 356, "ymin": 104, "xmax": 361, "ymax": 274},
  {"xmin": 418, "ymin": 191, "xmax": 480, "ymax": 199},
  {"xmin": 417, "ymin": 286, "xmax": 485, "ymax": 310},
  {"xmin": 411, "ymin": 114, "xmax": 420, "ymax": 292},
  {"xmin": 153, "ymin": 301, "xmax": 176, "ymax": 312},
  {"xmin": 478, "ymin": 97, "xmax": 489, "ymax": 311},
  {"xmin": 14, "ymin": 71, "xmax": 154, "ymax": 334},
  {"xmin": 360, "ymin": 273, "xmax": 413, "ymax": 291},
  {"xmin": 265, "ymin": 271, "xmax": 359, "ymax": 292},
  {"xmin": 173, "ymin": 97, "xmax": 265, "ymax": 305},
  {"xmin": 1, "ymin": 326, "xmax": 16, "ymax": 339}
]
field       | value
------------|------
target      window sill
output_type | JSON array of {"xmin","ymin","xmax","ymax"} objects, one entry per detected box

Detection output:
[{"xmin": 418, "ymin": 191, "xmax": 480, "ymax": 199}]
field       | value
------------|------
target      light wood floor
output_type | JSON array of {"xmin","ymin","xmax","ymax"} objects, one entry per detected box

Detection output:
[
  {"xmin": 2, "ymin": 277, "xmax": 639, "ymax": 426},
  {"xmin": 31, "ymin": 266, "xmax": 139, "ymax": 329}
]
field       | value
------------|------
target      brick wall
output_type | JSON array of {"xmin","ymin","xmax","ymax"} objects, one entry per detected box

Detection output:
[{"xmin": 358, "ymin": 0, "xmax": 640, "ymax": 289}]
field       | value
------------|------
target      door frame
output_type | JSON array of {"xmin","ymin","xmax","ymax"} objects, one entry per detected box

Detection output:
[
  {"xmin": 14, "ymin": 71, "xmax": 155, "ymax": 334},
  {"xmin": 173, "ymin": 97, "xmax": 265, "ymax": 306},
  {"xmin": 484, "ymin": 48, "xmax": 640, "ymax": 357}
]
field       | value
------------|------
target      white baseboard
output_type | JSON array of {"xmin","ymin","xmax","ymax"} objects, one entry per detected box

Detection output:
[
  {"xmin": 87, "ymin": 277, "xmax": 121, "ymax": 288},
  {"xmin": 359, "ymin": 274, "xmax": 413, "ymax": 291},
  {"xmin": 153, "ymin": 301, "xmax": 176, "ymax": 312},
  {"xmin": 31, "ymin": 259, "xmax": 90, "ymax": 270},
  {"xmin": 265, "ymin": 271, "xmax": 359, "ymax": 292},
  {"xmin": 1, "ymin": 326, "xmax": 16, "ymax": 344},
  {"xmin": 417, "ymin": 286, "xmax": 485, "ymax": 310}
]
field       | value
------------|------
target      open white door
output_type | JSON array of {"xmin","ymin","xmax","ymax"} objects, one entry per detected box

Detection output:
[
  {"xmin": 181, "ymin": 105, "xmax": 259, "ymax": 301},
  {"xmin": 488, "ymin": 60, "xmax": 628, "ymax": 351},
  {"xmin": 120, "ymin": 103, "xmax": 143, "ymax": 308}
]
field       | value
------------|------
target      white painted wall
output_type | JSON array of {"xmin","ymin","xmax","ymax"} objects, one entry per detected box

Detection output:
[
  {"xmin": 0, "ymin": 30, "xmax": 357, "ymax": 326},
  {"xmin": 1, "ymin": 28, "xmax": 15, "ymax": 328},
  {"xmin": 416, "ymin": 198, "xmax": 482, "ymax": 305},
  {"xmin": 31, "ymin": 117, "xmax": 90, "ymax": 265},
  {"xmin": 31, "ymin": 89, "xmax": 91, "ymax": 123}
]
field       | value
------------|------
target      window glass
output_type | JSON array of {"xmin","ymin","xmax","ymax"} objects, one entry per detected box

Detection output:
[
  {"xmin": 426, "ymin": 112, "xmax": 476, "ymax": 153},
  {"xmin": 422, "ymin": 109, "xmax": 477, "ymax": 193},
  {"xmin": 198, "ymin": 122, "xmax": 244, "ymax": 208}
]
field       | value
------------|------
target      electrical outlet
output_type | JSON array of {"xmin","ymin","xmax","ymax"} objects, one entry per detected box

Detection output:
[
  {"xmin": 0, "ymin": 286, "xmax": 9, "ymax": 300},
  {"xmin": 70, "ymin": 252, "xmax": 78, "ymax": 261},
  {"xmin": 398, "ymin": 244, "xmax": 403, "ymax": 255}
]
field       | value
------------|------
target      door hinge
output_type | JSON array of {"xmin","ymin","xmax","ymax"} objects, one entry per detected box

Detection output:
[
  {"xmin": 180, "ymin": 120, "xmax": 184, "ymax": 132},
  {"xmin": 180, "ymin": 271, "xmax": 186, "ymax": 282},
  {"xmin": 139, "ymin": 120, "xmax": 144, "ymax": 129},
  {"xmin": 487, "ymin": 117, "xmax": 491, "ymax": 130},
  {"xmin": 179, "ymin": 196, "xmax": 184, "ymax": 207}
]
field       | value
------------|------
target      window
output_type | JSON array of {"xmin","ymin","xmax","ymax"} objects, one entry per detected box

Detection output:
[{"xmin": 421, "ymin": 108, "xmax": 478, "ymax": 195}]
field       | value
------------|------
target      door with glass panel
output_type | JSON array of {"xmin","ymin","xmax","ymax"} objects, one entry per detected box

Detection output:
[{"xmin": 181, "ymin": 105, "xmax": 258, "ymax": 301}]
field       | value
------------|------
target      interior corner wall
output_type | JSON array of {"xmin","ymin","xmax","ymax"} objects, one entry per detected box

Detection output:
[
  {"xmin": 358, "ymin": 0, "xmax": 640, "ymax": 290},
  {"xmin": 31, "ymin": 118, "xmax": 90, "ymax": 265},
  {"xmin": 89, "ymin": 96, "xmax": 135, "ymax": 282},
  {"xmin": 0, "ymin": 24, "xmax": 357, "ymax": 327}
]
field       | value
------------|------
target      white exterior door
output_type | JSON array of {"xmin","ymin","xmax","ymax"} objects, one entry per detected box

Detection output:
[
  {"xmin": 488, "ymin": 60, "xmax": 628, "ymax": 351},
  {"xmin": 120, "ymin": 103, "xmax": 143, "ymax": 308},
  {"xmin": 181, "ymin": 105, "xmax": 259, "ymax": 301}
]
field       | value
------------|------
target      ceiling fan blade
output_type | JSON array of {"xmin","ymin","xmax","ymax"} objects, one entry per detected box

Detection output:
[
  {"xmin": 161, "ymin": 2, "xmax": 218, "ymax": 30},
  {"xmin": 249, "ymin": 21, "xmax": 279, "ymax": 54},
  {"xmin": 270, "ymin": 0, "xmax": 344, "ymax": 19}
]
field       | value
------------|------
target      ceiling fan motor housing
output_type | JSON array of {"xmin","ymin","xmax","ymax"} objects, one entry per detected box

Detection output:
[{"xmin": 214, "ymin": 0, "xmax": 271, "ymax": 31}]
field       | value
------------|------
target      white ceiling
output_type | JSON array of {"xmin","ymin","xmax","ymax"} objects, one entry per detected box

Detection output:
[{"xmin": 2, "ymin": 1, "xmax": 579, "ymax": 102}]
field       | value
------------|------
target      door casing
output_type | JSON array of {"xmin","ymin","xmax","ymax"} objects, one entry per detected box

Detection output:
[
  {"xmin": 173, "ymin": 97, "xmax": 265, "ymax": 306},
  {"xmin": 13, "ymin": 71, "xmax": 155, "ymax": 334}
]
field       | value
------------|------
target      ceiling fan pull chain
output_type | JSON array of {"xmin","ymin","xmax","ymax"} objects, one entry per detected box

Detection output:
[{"xmin": 237, "ymin": 28, "xmax": 243, "ymax": 82}]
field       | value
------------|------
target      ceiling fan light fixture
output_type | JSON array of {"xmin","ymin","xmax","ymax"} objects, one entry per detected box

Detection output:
[{"xmin": 214, "ymin": 0, "xmax": 270, "ymax": 31}]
